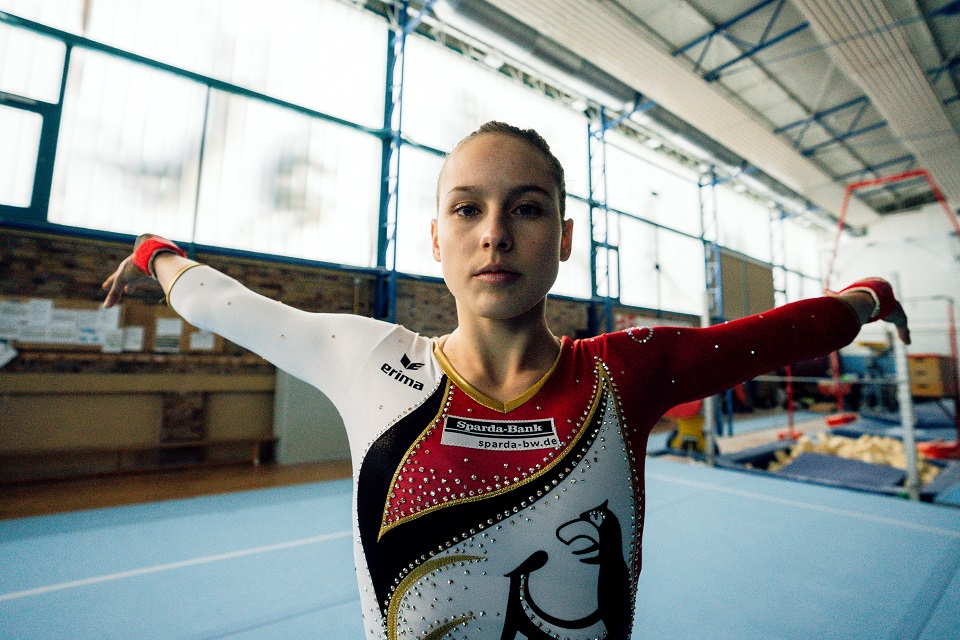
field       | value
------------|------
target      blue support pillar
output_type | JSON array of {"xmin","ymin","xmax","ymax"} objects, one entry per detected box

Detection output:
[
  {"xmin": 374, "ymin": 2, "xmax": 409, "ymax": 321},
  {"xmin": 374, "ymin": 0, "xmax": 440, "ymax": 322},
  {"xmin": 587, "ymin": 109, "xmax": 618, "ymax": 335},
  {"xmin": 769, "ymin": 205, "xmax": 788, "ymax": 307},
  {"xmin": 699, "ymin": 167, "xmax": 732, "ymax": 436},
  {"xmin": 699, "ymin": 168, "xmax": 723, "ymax": 326}
]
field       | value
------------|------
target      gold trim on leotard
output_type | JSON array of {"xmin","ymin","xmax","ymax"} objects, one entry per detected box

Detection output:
[
  {"xmin": 431, "ymin": 340, "xmax": 563, "ymax": 413},
  {"xmin": 386, "ymin": 554, "xmax": 483, "ymax": 640},
  {"xmin": 164, "ymin": 263, "xmax": 203, "ymax": 306},
  {"xmin": 377, "ymin": 362, "xmax": 608, "ymax": 540}
]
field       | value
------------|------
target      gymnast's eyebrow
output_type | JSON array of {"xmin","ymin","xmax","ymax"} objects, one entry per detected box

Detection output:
[{"xmin": 444, "ymin": 184, "xmax": 554, "ymax": 199}]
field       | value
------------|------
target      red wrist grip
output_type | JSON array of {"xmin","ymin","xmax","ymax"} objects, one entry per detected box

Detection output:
[
  {"xmin": 839, "ymin": 277, "xmax": 895, "ymax": 322},
  {"xmin": 132, "ymin": 237, "xmax": 186, "ymax": 276}
]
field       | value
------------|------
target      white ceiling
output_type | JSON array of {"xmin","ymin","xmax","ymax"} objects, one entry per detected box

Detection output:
[{"xmin": 440, "ymin": 0, "xmax": 960, "ymax": 230}]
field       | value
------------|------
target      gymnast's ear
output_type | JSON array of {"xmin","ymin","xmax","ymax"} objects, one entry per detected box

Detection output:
[
  {"xmin": 560, "ymin": 218, "xmax": 574, "ymax": 262},
  {"xmin": 431, "ymin": 218, "xmax": 441, "ymax": 262}
]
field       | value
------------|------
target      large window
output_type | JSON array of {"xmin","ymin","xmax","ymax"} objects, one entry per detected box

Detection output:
[
  {"xmin": 193, "ymin": 93, "xmax": 382, "ymax": 266},
  {"xmin": 0, "ymin": 21, "xmax": 66, "ymax": 103},
  {"xmin": 2, "ymin": 1, "xmax": 826, "ymax": 314},
  {"xmin": 402, "ymin": 34, "xmax": 590, "ymax": 199},
  {"xmin": 0, "ymin": 0, "xmax": 85, "ymax": 34},
  {"xmin": 42, "ymin": 1, "xmax": 385, "ymax": 265},
  {"xmin": 395, "ymin": 146, "xmax": 446, "ymax": 278},
  {"xmin": 0, "ymin": 105, "xmax": 42, "ymax": 207},
  {"xmin": 0, "ymin": 20, "xmax": 67, "ymax": 211},
  {"xmin": 619, "ymin": 217, "xmax": 658, "ymax": 309},
  {"xmin": 604, "ymin": 130, "xmax": 701, "ymax": 236},
  {"xmin": 782, "ymin": 219, "xmax": 823, "ymax": 278},
  {"xmin": 554, "ymin": 198, "xmax": 591, "ymax": 299},
  {"xmin": 715, "ymin": 185, "xmax": 772, "ymax": 263},
  {"xmin": 658, "ymin": 231, "xmax": 706, "ymax": 314},
  {"xmin": 619, "ymin": 217, "xmax": 705, "ymax": 315},
  {"xmin": 49, "ymin": 49, "xmax": 207, "ymax": 240},
  {"xmin": 82, "ymin": 0, "xmax": 388, "ymax": 129}
]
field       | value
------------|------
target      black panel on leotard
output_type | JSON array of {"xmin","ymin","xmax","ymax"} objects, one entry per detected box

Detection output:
[{"xmin": 356, "ymin": 383, "xmax": 610, "ymax": 617}]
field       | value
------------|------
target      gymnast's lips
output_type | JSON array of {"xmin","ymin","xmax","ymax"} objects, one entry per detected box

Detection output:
[{"xmin": 474, "ymin": 264, "xmax": 520, "ymax": 284}]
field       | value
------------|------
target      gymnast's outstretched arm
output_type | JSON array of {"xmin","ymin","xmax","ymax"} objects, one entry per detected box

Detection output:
[{"xmin": 102, "ymin": 235, "xmax": 394, "ymax": 406}]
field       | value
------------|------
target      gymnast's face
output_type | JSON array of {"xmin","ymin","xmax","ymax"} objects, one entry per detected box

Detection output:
[{"xmin": 432, "ymin": 132, "xmax": 573, "ymax": 322}]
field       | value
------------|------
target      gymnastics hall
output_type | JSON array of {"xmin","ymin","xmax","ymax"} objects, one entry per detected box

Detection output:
[{"xmin": 2, "ymin": 1, "xmax": 960, "ymax": 638}]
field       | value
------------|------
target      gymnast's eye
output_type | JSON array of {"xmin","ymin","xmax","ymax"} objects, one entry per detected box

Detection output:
[
  {"xmin": 453, "ymin": 204, "xmax": 480, "ymax": 218},
  {"xmin": 514, "ymin": 202, "xmax": 542, "ymax": 217}
]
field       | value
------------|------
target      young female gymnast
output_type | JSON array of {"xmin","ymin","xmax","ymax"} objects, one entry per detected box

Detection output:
[{"xmin": 103, "ymin": 121, "xmax": 909, "ymax": 640}]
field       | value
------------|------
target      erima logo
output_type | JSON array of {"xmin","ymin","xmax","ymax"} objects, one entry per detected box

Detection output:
[
  {"xmin": 400, "ymin": 354, "xmax": 424, "ymax": 370},
  {"xmin": 381, "ymin": 355, "xmax": 424, "ymax": 390}
]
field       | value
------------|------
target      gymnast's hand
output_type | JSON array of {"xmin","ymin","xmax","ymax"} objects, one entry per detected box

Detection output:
[
  {"xmin": 835, "ymin": 277, "xmax": 910, "ymax": 345},
  {"xmin": 101, "ymin": 254, "xmax": 151, "ymax": 309},
  {"xmin": 885, "ymin": 300, "xmax": 910, "ymax": 345},
  {"xmin": 102, "ymin": 234, "xmax": 193, "ymax": 308}
]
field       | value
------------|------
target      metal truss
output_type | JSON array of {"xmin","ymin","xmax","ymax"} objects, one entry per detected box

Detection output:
[
  {"xmin": 673, "ymin": 0, "xmax": 808, "ymax": 83},
  {"xmin": 671, "ymin": 0, "xmax": 959, "ymax": 213}
]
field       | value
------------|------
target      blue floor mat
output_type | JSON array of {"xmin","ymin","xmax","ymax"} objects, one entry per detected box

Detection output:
[
  {"xmin": 862, "ymin": 400, "xmax": 957, "ymax": 429},
  {"xmin": 833, "ymin": 417, "xmax": 958, "ymax": 443},
  {"xmin": 3, "ymin": 464, "xmax": 959, "ymax": 640},
  {"xmin": 774, "ymin": 451, "xmax": 906, "ymax": 491}
]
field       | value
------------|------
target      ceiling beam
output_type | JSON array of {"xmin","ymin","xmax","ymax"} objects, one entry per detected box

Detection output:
[
  {"xmin": 792, "ymin": 0, "xmax": 960, "ymax": 208},
  {"xmin": 480, "ymin": 0, "xmax": 881, "ymax": 227}
]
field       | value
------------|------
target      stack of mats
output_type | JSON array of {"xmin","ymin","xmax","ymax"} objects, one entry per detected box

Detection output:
[
  {"xmin": 774, "ymin": 451, "xmax": 906, "ymax": 490},
  {"xmin": 833, "ymin": 401, "xmax": 958, "ymax": 443}
]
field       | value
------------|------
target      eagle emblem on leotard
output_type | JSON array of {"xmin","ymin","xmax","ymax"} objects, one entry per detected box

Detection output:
[{"xmin": 501, "ymin": 500, "xmax": 632, "ymax": 639}]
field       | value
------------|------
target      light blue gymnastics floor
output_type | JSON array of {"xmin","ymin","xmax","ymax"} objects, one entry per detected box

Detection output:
[{"xmin": 2, "ymin": 459, "xmax": 959, "ymax": 640}]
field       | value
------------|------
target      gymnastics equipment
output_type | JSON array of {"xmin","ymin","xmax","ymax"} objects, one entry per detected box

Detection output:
[
  {"xmin": 825, "ymin": 168, "xmax": 960, "ymax": 461},
  {"xmin": 664, "ymin": 399, "xmax": 709, "ymax": 454},
  {"xmin": 824, "ymin": 168, "xmax": 960, "ymax": 289},
  {"xmin": 917, "ymin": 297, "xmax": 960, "ymax": 459}
]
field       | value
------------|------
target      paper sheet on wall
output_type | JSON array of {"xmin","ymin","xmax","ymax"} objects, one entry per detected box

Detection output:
[
  {"xmin": 189, "ymin": 330, "xmax": 216, "ymax": 351},
  {"xmin": 13, "ymin": 299, "xmax": 55, "ymax": 343},
  {"xmin": 0, "ymin": 300, "xmax": 28, "ymax": 340},
  {"xmin": 76, "ymin": 310, "xmax": 99, "ymax": 344},
  {"xmin": 123, "ymin": 326, "xmax": 145, "ymax": 352},
  {"xmin": 155, "ymin": 317, "xmax": 183, "ymax": 353},
  {"xmin": 101, "ymin": 329, "xmax": 124, "ymax": 354},
  {"xmin": 0, "ymin": 299, "xmax": 124, "ymax": 347},
  {"xmin": 0, "ymin": 341, "xmax": 17, "ymax": 368},
  {"xmin": 48, "ymin": 310, "xmax": 80, "ymax": 344},
  {"xmin": 28, "ymin": 299, "xmax": 53, "ymax": 326}
]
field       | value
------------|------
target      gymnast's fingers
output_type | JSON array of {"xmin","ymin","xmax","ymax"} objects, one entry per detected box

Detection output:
[
  {"xmin": 102, "ymin": 256, "xmax": 137, "ymax": 308},
  {"xmin": 887, "ymin": 300, "xmax": 911, "ymax": 345}
]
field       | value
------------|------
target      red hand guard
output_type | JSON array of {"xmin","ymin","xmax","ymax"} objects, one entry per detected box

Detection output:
[
  {"xmin": 838, "ymin": 277, "xmax": 895, "ymax": 322},
  {"xmin": 132, "ymin": 236, "xmax": 186, "ymax": 277}
]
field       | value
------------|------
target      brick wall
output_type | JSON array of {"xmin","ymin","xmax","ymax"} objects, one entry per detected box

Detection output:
[{"xmin": 1, "ymin": 226, "xmax": 623, "ymax": 357}]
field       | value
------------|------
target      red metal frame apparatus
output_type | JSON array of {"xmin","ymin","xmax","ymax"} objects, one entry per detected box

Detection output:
[
  {"xmin": 826, "ymin": 169, "xmax": 960, "ymax": 459},
  {"xmin": 825, "ymin": 169, "xmax": 960, "ymax": 292}
]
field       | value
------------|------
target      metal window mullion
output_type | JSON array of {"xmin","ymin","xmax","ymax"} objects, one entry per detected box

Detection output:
[
  {"xmin": 587, "ymin": 110, "xmax": 616, "ymax": 334},
  {"xmin": 375, "ymin": 1, "xmax": 410, "ymax": 322},
  {"xmin": 23, "ymin": 42, "xmax": 72, "ymax": 223},
  {"xmin": 699, "ymin": 169, "xmax": 723, "ymax": 324}
]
